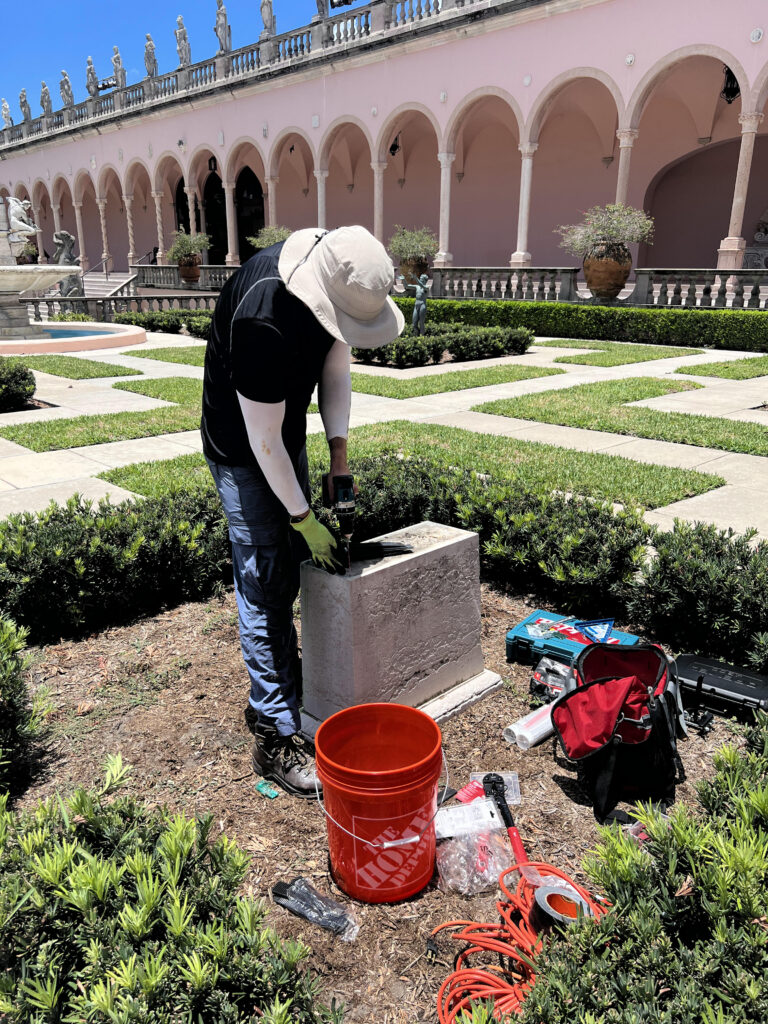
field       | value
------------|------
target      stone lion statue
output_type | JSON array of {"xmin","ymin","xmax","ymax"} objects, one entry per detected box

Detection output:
[{"xmin": 53, "ymin": 229, "xmax": 77, "ymax": 265}]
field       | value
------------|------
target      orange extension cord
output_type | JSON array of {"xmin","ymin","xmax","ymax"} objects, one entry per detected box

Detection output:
[{"xmin": 431, "ymin": 862, "xmax": 607, "ymax": 1023}]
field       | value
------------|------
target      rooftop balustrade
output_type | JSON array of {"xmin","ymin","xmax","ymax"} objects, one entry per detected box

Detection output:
[{"xmin": 0, "ymin": 0, "xmax": 553, "ymax": 151}]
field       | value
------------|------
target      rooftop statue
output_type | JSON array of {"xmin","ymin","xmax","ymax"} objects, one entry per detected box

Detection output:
[
  {"xmin": 260, "ymin": 0, "xmax": 276, "ymax": 37},
  {"xmin": 1, "ymin": 99, "xmax": 12, "ymax": 129},
  {"xmin": 112, "ymin": 47, "xmax": 127, "ymax": 90},
  {"xmin": 7, "ymin": 197, "xmax": 37, "ymax": 243},
  {"xmin": 176, "ymin": 16, "xmax": 192, "ymax": 67},
  {"xmin": 144, "ymin": 34, "xmax": 159, "ymax": 77},
  {"xmin": 316, "ymin": 0, "xmax": 327, "ymax": 17},
  {"xmin": 60, "ymin": 71, "xmax": 74, "ymax": 108},
  {"xmin": 19, "ymin": 89, "xmax": 31, "ymax": 122},
  {"xmin": 214, "ymin": 0, "xmax": 232, "ymax": 54},
  {"xmin": 86, "ymin": 57, "xmax": 99, "ymax": 98},
  {"xmin": 40, "ymin": 81, "xmax": 52, "ymax": 117}
]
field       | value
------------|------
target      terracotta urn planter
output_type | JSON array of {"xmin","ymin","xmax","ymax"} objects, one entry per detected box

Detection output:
[
  {"xmin": 178, "ymin": 254, "xmax": 202, "ymax": 284},
  {"xmin": 582, "ymin": 240, "xmax": 632, "ymax": 303}
]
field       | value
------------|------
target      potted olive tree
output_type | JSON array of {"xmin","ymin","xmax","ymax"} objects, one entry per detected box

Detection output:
[
  {"xmin": 388, "ymin": 225, "xmax": 439, "ymax": 281},
  {"xmin": 166, "ymin": 229, "xmax": 211, "ymax": 284},
  {"xmin": 246, "ymin": 225, "xmax": 293, "ymax": 252},
  {"xmin": 556, "ymin": 204, "xmax": 654, "ymax": 303}
]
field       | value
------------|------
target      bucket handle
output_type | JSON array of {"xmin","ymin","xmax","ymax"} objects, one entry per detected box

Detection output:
[{"xmin": 314, "ymin": 749, "xmax": 449, "ymax": 850}]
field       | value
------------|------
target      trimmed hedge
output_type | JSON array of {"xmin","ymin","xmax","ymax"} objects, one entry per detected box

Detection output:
[
  {"xmin": 113, "ymin": 310, "xmax": 186, "ymax": 334},
  {"xmin": 0, "ymin": 616, "xmax": 44, "ymax": 794},
  {"xmin": 352, "ymin": 324, "xmax": 534, "ymax": 367},
  {"xmin": 185, "ymin": 314, "xmax": 212, "ymax": 340},
  {"xmin": 0, "ymin": 359, "xmax": 35, "ymax": 413},
  {"xmin": 49, "ymin": 311, "xmax": 94, "ymax": 323},
  {"xmin": 392, "ymin": 296, "xmax": 768, "ymax": 352}
]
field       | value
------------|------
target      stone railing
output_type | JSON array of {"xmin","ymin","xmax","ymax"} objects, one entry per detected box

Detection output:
[
  {"xmin": 26, "ymin": 292, "xmax": 218, "ymax": 322},
  {"xmin": 0, "ymin": 0, "xmax": 559, "ymax": 151},
  {"xmin": 626, "ymin": 267, "xmax": 768, "ymax": 309},
  {"xmin": 431, "ymin": 266, "xmax": 579, "ymax": 301},
  {"xmin": 132, "ymin": 264, "xmax": 237, "ymax": 290}
]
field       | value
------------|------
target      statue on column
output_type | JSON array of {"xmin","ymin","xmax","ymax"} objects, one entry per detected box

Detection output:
[
  {"xmin": 111, "ymin": 46, "xmax": 127, "ymax": 89},
  {"xmin": 144, "ymin": 34, "xmax": 159, "ymax": 77},
  {"xmin": 175, "ymin": 16, "xmax": 192, "ymax": 67},
  {"xmin": 40, "ymin": 81, "xmax": 53, "ymax": 117},
  {"xmin": 86, "ymin": 57, "xmax": 100, "ymax": 98},
  {"xmin": 214, "ymin": 0, "xmax": 232, "ymax": 54},
  {"xmin": 315, "ymin": 0, "xmax": 327, "ymax": 18},
  {"xmin": 19, "ymin": 90, "xmax": 31, "ymax": 122},
  {"xmin": 60, "ymin": 71, "xmax": 75, "ymax": 108},
  {"xmin": 1, "ymin": 99, "xmax": 13, "ymax": 129},
  {"xmin": 260, "ymin": 0, "xmax": 276, "ymax": 37}
]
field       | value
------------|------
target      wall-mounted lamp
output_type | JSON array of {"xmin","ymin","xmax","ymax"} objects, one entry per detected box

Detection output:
[
  {"xmin": 289, "ymin": 144, "xmax": 295, "ymax": 153},
  {"xmin": 208, "ymin": 156, "xmax": 217, "ymax": 173},
  {"xmin": 720, "ymin": 66, "xmax": 740, "ymax": 104},
  {"xmin": 389, "ymin": 134, "xmax": 401, "ymax": 157},
  {"xmin": 456, "ymin": 171, "xmax": 464, "ymax": 183}
]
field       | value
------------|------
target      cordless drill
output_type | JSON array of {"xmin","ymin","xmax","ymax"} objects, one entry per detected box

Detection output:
[{"xmin": 322, "ymin": 472, "xmax": 355, "ymax": 568}]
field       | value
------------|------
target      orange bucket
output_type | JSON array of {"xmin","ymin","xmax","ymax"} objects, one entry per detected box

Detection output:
[{"xmin": 315, "ymin": 703, "xmax": 443, "ymax": 903}]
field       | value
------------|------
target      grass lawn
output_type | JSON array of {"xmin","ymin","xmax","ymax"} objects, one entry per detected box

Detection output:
[
  {"xmin": 0, "ymin": 377, "xmax": 318, "ymax": 452},
  {"xmin": 22, "ymin": 355, "xmax": 143, "ymax": 379},
  {"xmin": 350, "ymin": 364, "xmax": 563, "ymax": 398},
  {"xmin": 676, "ymin": 354, "xmax": 768, "ymax": 379},
  {"xmin": 99, "ymin": 419, "xmax": 725, "ymax": 509},
  {"xmin": 124, "ymin": 345, "xmax": 207, "ymax": 367},
  {"xmin": 474, "ymin": 377, "xmax": 768, "ymax": 456},
  {"xmin": 534, "ymin": 340, "xmax": 703, "ymax": 366}
]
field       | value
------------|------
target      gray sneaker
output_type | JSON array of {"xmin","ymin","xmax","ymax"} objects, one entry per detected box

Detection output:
[{"xmin": 252, "ymin": 724, "xmax": 322, "ymax": 800}]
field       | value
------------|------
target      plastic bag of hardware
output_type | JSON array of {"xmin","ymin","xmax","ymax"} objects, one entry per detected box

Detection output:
[
  {"xmin": 436, "ymin": 828, "xmax": 513, "ymax": 896},
  {"xmin": 271, "ymin": 877, "xmax": 360, "ymax": 941}
]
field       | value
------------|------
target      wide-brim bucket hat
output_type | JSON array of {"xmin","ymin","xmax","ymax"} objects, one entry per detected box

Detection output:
[{"xmin": 278, "ymin": 225, "xmax": 405, "ymax": 349}]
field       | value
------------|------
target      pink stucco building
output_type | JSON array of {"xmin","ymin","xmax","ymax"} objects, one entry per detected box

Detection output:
[{"xmin": 2, "ymin": 0, "xmax": 768, "ymax": 278}]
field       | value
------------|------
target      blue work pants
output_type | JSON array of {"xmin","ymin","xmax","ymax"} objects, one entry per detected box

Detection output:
[{"xmin": 206, "ymin": 453, "xmax": 309, "ymax": 736}]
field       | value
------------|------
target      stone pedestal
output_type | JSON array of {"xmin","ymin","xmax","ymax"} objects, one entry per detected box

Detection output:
[
  {"xmin": 716, "ymin": 236, "xmax": 746, "ymax": 270},
  {"xmin": 300, "ymin": 521, "xmax": 502, "ymax": 734}
]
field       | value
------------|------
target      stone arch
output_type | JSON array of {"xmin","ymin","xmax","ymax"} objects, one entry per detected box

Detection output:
[
  {"xmin": 752, "ymin": 61, "xmax": 768, "ymax": 115},
  {"xmin": 444, "ymin": 87, "xmax": 524, "ymax": 154},
  {"xmin": 123, "ymin": 157, "xmax": 153, "ymax": 197},
  {"xmin": 319, "ymin": 115, "xmax": 375, "ymax": 171},
  {"xmin": 267, "ymin": 126, "xmax": 316, "ymax": 179},
  {"xmin": 13, "ymin": 182, "xmax": 31, "ymax": 201},
  {"xmin": 321, "ymin": 119, "xmax": 376, "ymax": 233},
  {"xmin": 96, "ymin": 163, "xmax": 122, "ymax": 201},
  {"xmin": 72, "ymin": 169, "xmax": 96, "ymax": 205},
  {"xmin": 224, "ymin": 136, "xmax": 267, "ymax": 184},
  {"xmin": 625, "ymin": 46, "xmax": 749, "ymax": 131},
  {"xmin": 186, "ymin": 144, "xmax": 220, "ymax": 192},
  {"xmin": 187, "ymin": 145, "xmax": 226, "ymax": 262},
  {"xmin": 98, "ymin": 166, "xmax": 130, "ymax": 271},
  {"xmin": 375, "ymin": 102, "xmax": 443, "ymax": 165},
  {"xmin": 525, "ymin": 67, "xmax": 624, "ymax": 144},
  {"xmin": 153, "ymin": 151, "xmax": 187, "ymax": 254},
  {"xmin": 124, "ymin": 159, "xmax": 157, "ymax": 263},
  {"xmin": 269, "ymin": 128, "xmax": 317, "ymax": 229},
  {"xmin": 73, "ymin": 169, "xmax": 101, "ymax": 270}
]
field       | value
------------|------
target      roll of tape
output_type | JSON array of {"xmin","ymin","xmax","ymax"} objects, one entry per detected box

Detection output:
[{"xmin": 532, "ymin": 884, "xmax": 593, "ymax": 931}]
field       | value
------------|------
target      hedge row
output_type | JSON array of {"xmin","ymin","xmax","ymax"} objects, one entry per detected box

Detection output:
[
  {"xmin": 393, "ymin": 296, "xmax": 768, "ymax": 352},
  {"xmin": 0, "ymin": 454, "xmax": 766, "ymax": 671},
  {"xmin": 0, "ymin": 359, "xmax": 35, "ymax": 413},
  {"xmin": 352, "ymin": 325, "xmax": 534, "ymax": 367}
]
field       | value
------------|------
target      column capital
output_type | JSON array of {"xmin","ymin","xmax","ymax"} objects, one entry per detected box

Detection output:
[
  {"xmin": 739, "ymin": 111, "xmax": 764, "ymax": 133},
  {"xmin": 96, "ymin": 198, "xmax": 107, "ymax": 210},
  {"xmin": 313, "ymin": 168, "xmax": 328, "ymax": 181},
  {"xmin": 73, "ymin": 200, "xmax": 83, "ymax": 210},
  {"xmin": 518, "ymin": 142, "xmax": 538, "ymax": 158},
  {"xmin": 183, "ymin": 184, "xmax": 196, "ymax": 195},
  {"xmin": 121, "ymin": 193, "xmax": 133, "ymax": 204},
  {"xmin": 265, "ymin": 174, "xmax": 280, "ymax": 185},
  {"xmin": 370, "ymin": 160, "xmax": 387, "ymax": 173},
  {"xmin": 616, "ymin": 128, "xmax": 639, "ymax": 148},
  {"xmin": 222, "ymin": 181, "xmax": 236, "ymax": 193},
  {"xmin": 437, "ymin": 151, "xmax": 456, "ymax": 168},
  {"xmin": 150, "ymin": 190, "xmax": 164, "ymax": 200}
]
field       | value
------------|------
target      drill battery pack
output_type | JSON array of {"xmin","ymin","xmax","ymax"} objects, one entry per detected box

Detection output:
[
  {"xmin": 676, "ymin": 655, "xmax": 768, "ymax": 714},
  {"xmin": 506, "ymin": 609, "xmax": 640, "ymax": 666}
]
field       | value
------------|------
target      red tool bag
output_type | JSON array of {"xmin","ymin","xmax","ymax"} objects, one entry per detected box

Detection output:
[{"xmin": 551, "ymin": 643, "xmax": 686, "ymax": 822}]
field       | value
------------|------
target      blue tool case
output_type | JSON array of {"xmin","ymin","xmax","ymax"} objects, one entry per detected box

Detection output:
[{"xmin": 506, "ymin": 610, "xmax": 640, "ymax": 665}]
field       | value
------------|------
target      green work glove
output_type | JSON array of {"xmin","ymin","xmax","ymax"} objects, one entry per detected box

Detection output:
[{"xmin": 291, "ymin": 510, "xmax": 343, "ymax": 573}]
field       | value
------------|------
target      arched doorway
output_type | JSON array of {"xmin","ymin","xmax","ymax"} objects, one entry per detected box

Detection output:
[
  {"xmin": 203, "ymin": 171, "xmax": 227, "ymax": 264},
  {"xmin": 175, "ymin": 179, "xmax": 191, "ymax": 233},
  {"xmin": 235, "ymin": 167, "xmax": 264, "ymax": 261}
]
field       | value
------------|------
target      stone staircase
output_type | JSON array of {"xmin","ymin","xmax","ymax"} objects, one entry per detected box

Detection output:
[{"xmin": 80, "ymin": 272, "xmax": 134, "ymax": 297}]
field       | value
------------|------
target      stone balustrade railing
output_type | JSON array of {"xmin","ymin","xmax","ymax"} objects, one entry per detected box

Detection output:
[
  {"xmin": 0, "ymin": 0, "xmax": 557, "ymax": 151},
  {"xmin": 132, "ymin": 264, "xmax": 237, "ymax": 290},
  {"xmin": 26, "ymin": 293, "xmax": 218, "ymax": 322},
  {"xmin": 431, "ymin": 266, "xmax": 579, "ymax": 302}
]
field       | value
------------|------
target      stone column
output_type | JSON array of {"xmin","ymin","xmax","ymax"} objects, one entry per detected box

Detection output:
[
  {"xmin": 96, "ymin": 199, "xmax": 111, "ymax": 272},
  {"xmin": 73, "ymin": 201, "xmax": 89, "ymax": 272},
  {"xmin": 123, "ymin": 194, "xmax": 136, "ymax": 266},
  {"xmin": 265, "ymin": 175, "xmax": 279, "ymax": 227},
  {"xmin": 370, "ymin": 161, "xmax": 387, "ymax": 242},
  {"xmin": 614, "ymin": 129, "xmax": 638, "ymax": 206},
  {"xmin": 314, "ymin": 170, "xmax": 328, "ymax": 229},
  {"xmin": 184, "ymin": 186, "xmax": 198, "ymax": 233},
  {"xmin": 510, "ymin": 142, "xmax": 537, "ymax": 268},
  {"xmin": 434, "ymin": 152, "xmax": 455, "ymax": 268},
  {"xmin": 52, "ymin": 202, "xmax": 62, "ymax": 237},
  {"xmin": 223, "ymin": 181, "xmax": 239, "ymax": 266},
  {"xmin": 717, "ymin": 111, "xmax": 764, "ymax": 270},
  {"xmin": 32, "ymin": 207, "xmax": 46, "ymax": 263},
  {"xmin": 151, "ymin": 189, "xmax": 165, "ymax": 263}
]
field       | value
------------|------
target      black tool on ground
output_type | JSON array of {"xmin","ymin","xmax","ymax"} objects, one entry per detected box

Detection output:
[
  {"xmin": 684, "ymin": 670, "xmax": 715, "ymax": 735},
  {"xmin": 677, "ymin": 654, "xmax": 768, "ymax": 716},
  {"xmin": 482, "ymin": 772, "xmax": 528, "ymax": 864},
  {"xmin": 321, "ymin": 471, "xmax": 413, "ymax": 568},
  {"xmin": 271, "ymin": 877, "xmax": 358, "ymax": 939}
]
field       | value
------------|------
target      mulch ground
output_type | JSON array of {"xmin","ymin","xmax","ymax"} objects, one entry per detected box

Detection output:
[{"xmin": 17, "ymin": 585, "xmax": 727, "ymax": 1023}]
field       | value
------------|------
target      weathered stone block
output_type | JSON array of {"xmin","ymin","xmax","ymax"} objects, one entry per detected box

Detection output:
[{"xmin": 300, "ymin": 521, "xmax": 500, "ymax": 729}]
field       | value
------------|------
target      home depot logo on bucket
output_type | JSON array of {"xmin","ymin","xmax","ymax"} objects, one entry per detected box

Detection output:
[{"xmin": 352, "ymin": 807, "xmax": 434, "ymax": 895}]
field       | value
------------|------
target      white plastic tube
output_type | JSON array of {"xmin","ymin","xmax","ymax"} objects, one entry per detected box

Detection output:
[{"xmin": 503, "ymin": 701, "xmax": 556, "ymax": 751}]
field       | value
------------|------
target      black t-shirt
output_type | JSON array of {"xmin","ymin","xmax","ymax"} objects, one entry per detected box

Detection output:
[{"xmin": 201, "ymin": 242, "xmax": 334, "ymax": 468}]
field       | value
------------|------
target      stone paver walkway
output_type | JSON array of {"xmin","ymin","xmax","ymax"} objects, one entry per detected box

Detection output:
[{"xmin": 1, "ymin": 333, "xmax": 766, "ymax": 538}]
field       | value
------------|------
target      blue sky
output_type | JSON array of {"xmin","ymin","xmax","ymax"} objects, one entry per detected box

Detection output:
[{"xmin": 2, "ymin": 0, "xmax": 365, "ymax": 117}]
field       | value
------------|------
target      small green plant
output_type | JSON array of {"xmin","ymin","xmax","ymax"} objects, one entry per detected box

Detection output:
[
  {"xmin": 165, "ymin": 228, "xmax": 211, "ymax": 265},
  {"xmin": 556, "ymin": 203, "xmax": 654, "ymax": 258},
  {"xmin": 113, "ymin": 310, "xmax": 187, "ymax": 333},
  {"xmin": 49, "ymin": 311, "xmax": 94, "ymax": 322},
  {"xmin": 0, "ymin": 615, "xmax": 49, "ymax": 793},
  {"xmin": 387, "ymin": 224, "xmax": 439, "ymax": 264},
  {"xmin": 246, "ymin": 225, "xmax": 293, "ymax": 249},
  {"xmin": 0, "ymin": 757, "xmax": 343, "ymax": 1022},
  {"xmin": 0, "ymin": 358, "xmax": 35, "ymax": 412}
]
